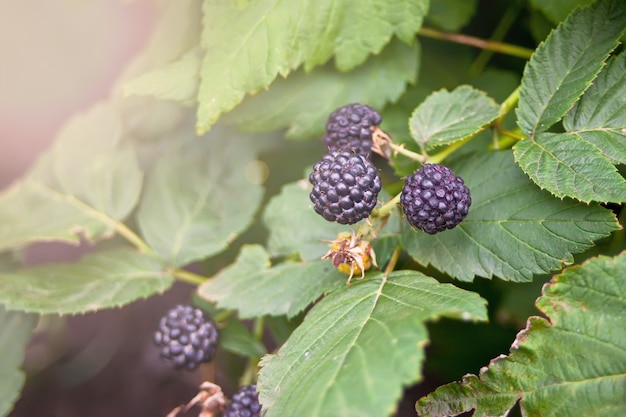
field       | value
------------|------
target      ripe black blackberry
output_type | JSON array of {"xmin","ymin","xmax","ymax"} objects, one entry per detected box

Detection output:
[
  {"xmin": 153, "ymin": 304, "xmax": 219, "ymax": 371},
  {"xmin": 224, "ymin": 385, "xmax": 261, "ymax": 417},
  {"xmin": 323, "ymin": 103, "xmax": 383, "ymax": 158},
  {"xmin": 309, "ymin": 151, "xmax": 381, "ymax": 225},
  {"xmin": 401, "ymin": 164, "xmax": 471, "ymax": 234}
]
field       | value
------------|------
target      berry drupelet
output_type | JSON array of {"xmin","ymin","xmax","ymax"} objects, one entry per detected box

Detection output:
[
  {"xmin": 323, "ymin": 103, "xmax": 383, "ymax": 158},
  {"xmin": 223, "ymin": 385, "xmax": 261, "ymax": 417}
]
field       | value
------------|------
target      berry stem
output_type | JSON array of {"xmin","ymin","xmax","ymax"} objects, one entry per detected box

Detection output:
[
  {"xmin": 418, "ymin": 27, "xmax": 533, "ymax": 59},
  {"xmin": 428, "ymin": 135, "xmax": 472, "ymax": 165},
  {"xmin": 371, "ymin": 193, "xmax": 401, "ymax": 219},
  {"xmin": 240, "ymin": 317, "xmax": 265, "ymax": 386},
  {"xmin": 384, "ymin": 245, "xmax": 402, "ymax": 276},
  {"xmin": 171, "ymin": 268, "xmax": 208, "ymax": 285},
  {"xmin": 386, "ymin": 141, "xmax": 428, "ymax": 163}
]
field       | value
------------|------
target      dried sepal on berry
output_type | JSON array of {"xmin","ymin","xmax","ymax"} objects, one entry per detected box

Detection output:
[
  {"xmin": 322, "ymin": 231, "xmax": 377, "ymax": 284},
  {"xmin": 166, "ymin": 381, "xmax": 226, "ymax": 417}
]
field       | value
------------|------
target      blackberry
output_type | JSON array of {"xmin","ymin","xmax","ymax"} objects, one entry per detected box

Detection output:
[
  {"xmin": 153, "ymin": 304, "xmax": 219, "ymax": 371},
  {"xmin": 323, "ymin": 103, "xmax": 382, "ymax": 158},
  {"xmin": 400, "ymin": 164, "xmax": 471, "ymax": 234},
  {"xmin": 224, "ymin": 385, "xmax": 261, "ymax": 417},
  {"xmin": 309, "ymin": 151, "xmax": 381, "ymax": 225}
]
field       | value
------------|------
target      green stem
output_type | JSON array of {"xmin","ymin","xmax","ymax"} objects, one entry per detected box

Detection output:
[
  {"xmin": 384, "ymin": 245, "xmax": 402, "ymax": 276},
  {"xmin": 498, "ymin": 86, "xmax": 521, "ymax": 120},
  {"xmin": 171, "ymin": 268, "xmax": 208, "ymax": 286},
  {"xmin": 372, "ymin": 193, "xmax": 401, "ymax": 219},
  {"xmin": 240, "ymin": 317, "xmax": 265, "ymax": 386},
  {"xmin": 418, "ymin": 27, "xmax": 533, "ymax": 59},
  {"xmin": 387, "ymin": 141, "xmax": 428, "ymax": 163},
  {"xmin": 468, "ymin": 3, "xmax": 522, "ymax": 77},
  {"xmin": 428, "ymin": 135, "xmax": 473, "ymax": 164}
]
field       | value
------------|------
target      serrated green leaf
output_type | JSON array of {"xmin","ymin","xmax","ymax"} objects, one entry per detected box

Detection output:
[
  {"xmin": 426, "ymin": 0, "xmax": 478, "ymax": 31},
  {"xmin": 514, "ymin": 132, "xmax": 626, "ymax": 203},
  {"xmin": 0, "ymin": 248, "xmax": 173, "ymax": 314},
  {"xmin": 198, "ymin": 245, "xmax": 344, "ymax": 319},
  {"xmin": 409, "ymin": 85, "xmax": 500, "ymax": 151},
  {"xmin": 219, "ymin": 316, "xmax": 267, "ymax": 358},
  {"xmin": 0, "ymin": 103, "xmax": 143, "ymax": 251},
  {"xmin": 263, "ymin": 181, "xmax": 348, "ymax": 262},
  {"xmin": 564, "ymin": 53, "xmax": 626, "ymax": 164},
  {"xmin": 0, "ymin": 306, "xmax": 37, "ymax": 417},
  {"xmin": 136, "ymin": 128, "xmax": 263, "ymax": 267},
  {"xmin": 517, "ymin": 0, "xmax": 626, "ymax": 137},
  {"xmin": 221, "ymin": 39, "xmax": 419, "ymax": 140},
  {"xmin": 258, "ymin": 270, "xmax": 487, "ymax": 417},
  {"xmin": 123, "ymin": 46, "xmax": 200, "ymax": 106},
  {"xmin": 197, "ymin": 0, "xmax": 428, "ymax": 133},
  {"xmin": 416, "ymin": 251, "xmax": 626, "ymax": 417},
  {"xmin": 402, "ymin": 150, "xmax": 619, "ymax": 282}
]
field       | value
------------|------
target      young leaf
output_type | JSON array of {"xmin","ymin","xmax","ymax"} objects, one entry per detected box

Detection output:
[
  {"xmin": 416, "ymin": 251, "xmax": 626, "ymax": 417},
  {"xmin": 514, "ymin": 132, "xmax": 626, "ymax": 203},
  {"xmin": 263, "ymin": 181, "xmax": 347, "ymax": 262},
  {"xmin": 197, "ymin": 0, "xmax": 428, "ymax": 133},
  {"xmin": 0, "ymin": 103, "xmax": 143, "ymax": 251},
  {"xmin": 136, "ymin": 128, "xmax": 263, "ymax": 267},
  {"xmin": 123, "ymin": 46, "xmax": 200, "ymax": 106},
  {"xmin": 221, "ymin": 40, "xmax": 419, "ymax": 140},
  {"xmin": 0, "ymin": 248, "xmax": 173, "ymax": 315},
  {"xmin": 564, "ymin": 53, "xmax": 626, "ymax": 164},
  {"xmin": 258, "ymin": 270, "xmax": 488, "ymax": 417},
  {"xmin": 198, "ymin": 245, "xmax": 344, "ymax": 319},
  {"xmin": 402, "ymin": 150, "xmax": 619, "ymax": 282},
  {"xmin": 0, "ymin": 307, "xmax": 37, "ymax": 417},
  {"xmin": 516, "ymin": 0, "xmax": 626, "ymax": 137},
  {"xmin": 409, "ymin": 85, "xmax": 500, "ymax": 151}
]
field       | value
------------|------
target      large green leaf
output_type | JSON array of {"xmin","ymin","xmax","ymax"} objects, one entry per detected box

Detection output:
[
  {"xmin": 514, "ymin": 132, "xmax": 626, "ymax": 203},
  {"xmin": 409, "ymin": 85, "xmax": 500, "ymax": 151},
  {"xmin": 402, "ymin": 151, "xmax": 619, "ymax": 282},
  {"xmin": 263, "ymin": 181, "xmax": 348, "ymax": 262},
  {"xmin": 0, "ymin": 103, "xmax": 143, "ymax": 251},
  {"xmin": 0, "ymin": 248, "xmax": 172, "ymax": 314},
  {"xmin": 136, "ymin": 128, "xmax": 263, "ymax": 267},
  {"xmin": 516, "ymin": 0, "xmax": 626, "ymax": 137},
  {"xmin": 221, "ymin": 40, "xmax": 419, "ymax": 140},
  {"xmin": 258, "ymin": 270, "xmax": 488, "ymax": 417},
  {"xmin": 0, "ymin": 307, "xmax": 37, "ymax": 417},
  {"xmin": 564, "ymin": 53, "xmax": 626, "ymax": 164},
  {"xmin": 197, "ymin": 0, "xmax": 428, "ymax": 133},
  {"xmin": 198, "ymin": 245, "xmax": 344, "ymax": 319},
  {"xmin": 416, "ymin": 251, "xmax": 626, "ymax": 417}
]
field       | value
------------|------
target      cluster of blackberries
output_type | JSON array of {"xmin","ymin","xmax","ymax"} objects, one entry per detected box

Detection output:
[
  {"xmin": 310, "ymin": 104, "xmax": 383, "ymax": 225},
  {"xmin": 310, "ymin": 103, "xmax": 471, "ymax": 233},
  {"xmin": 153, "ymin": 304, "xmax": 219, "ymax": 371},
  {"xmin": 224, "ymin": 385, "xmax": 261, "ymax": 417}
]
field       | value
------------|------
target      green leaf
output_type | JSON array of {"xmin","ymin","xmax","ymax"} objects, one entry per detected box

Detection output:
[
  {"xmin": 0, "ymin": 307, "xmax": 37, "ymax": 417},
  {"xmin": 0, "ymin": 248, "xmax": 173, "ymax": 314},
  {"xmin": 530, "ymin": 0, "xmax": 595, "ymax": 24},
  {"xmin": 409, "ymin": 85, "xmax": 500, "ymax": 151},
  {"xmin": 123, "ymin": 46, "xmax": 200, "ymax": 106},
  {"xmin": 514, "ymin": 132, "xmax": 626, "ymax": 203},
  {"xmin": 197, "ymin": 0, "xmax": 428, "ymax": 133},
  {"xmin": 263, "ymin": 181, "xmax": 348, "ymax": 262},
  {"xmin": 564, "ymin": 53, "xmax": 626, "ymax": 164},
  {"xmin": 426, "ymin": 0, "xmax": 478, "ymax": 31},
  {"xmin": 402, "ymin": 151, "xmax": 619, "ymax": 282},
  {"xmin": 416, "ymin": 251, "xmax": 626, "ymax": 417},
  {"xmin": 198, "ymin": 245, "xmax": 344, "ymax": 319},
  {"xmin": 516, "ymin": 0, "xmax": 626, "ymax": 137},
  {"xmin": 258, "ymin": 271, "xmax": 488, "ymax": 417},
  {"xmin": 221, "ymin": 40, "xmax": 419, "ymax": 140},
  {"xmin": 136, "ymin": 128, "xmax": 263, "ymax": 267},
  {"xmin": 0, "ymin": 102, "xmax": 143, "ymax": 251},
  {"xmin": 219, "ymin": 316, "xmax": 267, "ymax": 358}
]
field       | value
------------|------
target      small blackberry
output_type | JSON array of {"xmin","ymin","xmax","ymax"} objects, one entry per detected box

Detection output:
[
  {"xmin": 309, "ymin": 151, "xmax": 381, "ymax": 225},
  {"xmin": 401, "ymin": 164, "xmax": 471, "ymax": 234},
  {"xmin": 224, "ymin": 385, "xmax": 261, "ymax": 417},
  {"xmin": 153, "ymin": 304, "xmax": 219, "ymax": 371},
  {"xmin": 323, "ymin": 103, "xmax": 382, "ymax": 157}
]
